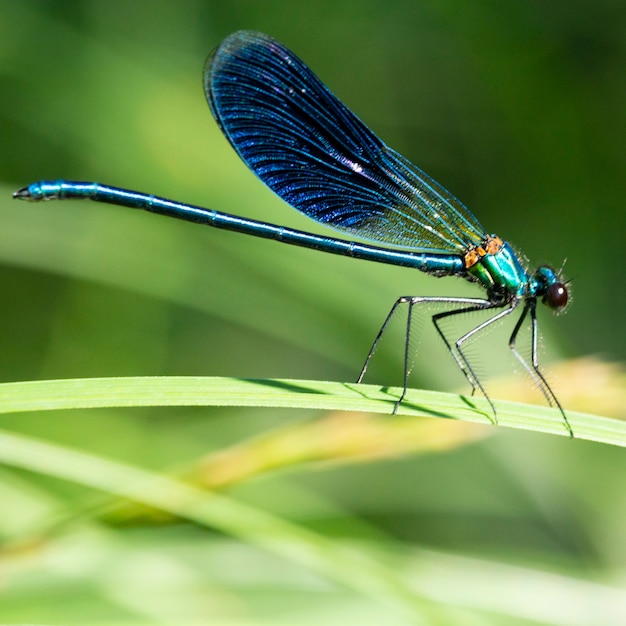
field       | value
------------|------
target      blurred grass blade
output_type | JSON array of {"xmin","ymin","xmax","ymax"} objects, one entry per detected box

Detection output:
[{"xmin": 0, "ymin": 427, "xmax": 429, "ymax": 621}]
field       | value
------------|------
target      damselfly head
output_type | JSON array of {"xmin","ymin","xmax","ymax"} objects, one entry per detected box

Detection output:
[{"xmin": 534, "ymin": 265, "xmax": 569, "ymax": 310}]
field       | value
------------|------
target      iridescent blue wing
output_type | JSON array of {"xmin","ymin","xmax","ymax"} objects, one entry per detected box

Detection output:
[{"xmin": 205, "ymin": 31, "xmax": 487, "ymax": 253}]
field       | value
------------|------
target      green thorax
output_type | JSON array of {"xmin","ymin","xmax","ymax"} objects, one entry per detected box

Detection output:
[{"xmin": 465, "ymin": 236, "xmax": 527, "ymax": 300}]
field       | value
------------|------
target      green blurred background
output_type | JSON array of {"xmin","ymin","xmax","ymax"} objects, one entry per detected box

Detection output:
[{"xmin": 1, "ymin": 1, "xmax": 625, "ymax": 624}]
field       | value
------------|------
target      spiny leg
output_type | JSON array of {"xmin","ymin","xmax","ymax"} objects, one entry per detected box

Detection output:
[
  {"xmin": 398, "ymin": 297, "xmax": 498, "ymax": 412},
  {"xmin": 394, "ymin": 298, "xmax": 416, "ymax": 413},
  {"xmin": 454, "ymin": 304, "xmax": 518, "ymax": 422},
  {"xmin": 432, "ymin": 301, "xmax": 518, "ymax": 424},
  {"xmin": 358, "ymin": 296, "xmax": 493, "ymax": 411},
  {"xmin": 509, "ymin": 300, "xmax": 574, "ymax": 437},
  {"xmin": 357, "ymin": 296, "xmax": 410, "ymax": 384},
  {"xmin": 509, "ymin": 301, "xmax": 551, "ymax": 400},
  {"xmin": 431, "ymin": 300, "xmax": 497, "ymax": 392}
]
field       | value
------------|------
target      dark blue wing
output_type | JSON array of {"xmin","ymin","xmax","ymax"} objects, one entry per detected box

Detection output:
[{"xmin": 205, "ymin": 31, "xmax": 486, "ymax": 253}]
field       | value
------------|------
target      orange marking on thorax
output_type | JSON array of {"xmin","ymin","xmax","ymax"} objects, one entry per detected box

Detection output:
[{"xmin": 464, "ymin": 236, "xmax": 504, "ymax": 269}]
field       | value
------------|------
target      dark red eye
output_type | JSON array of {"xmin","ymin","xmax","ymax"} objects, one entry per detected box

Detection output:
[{"xmin": 544, "ymin": 283, "xmax": 568, "ymax": 309}]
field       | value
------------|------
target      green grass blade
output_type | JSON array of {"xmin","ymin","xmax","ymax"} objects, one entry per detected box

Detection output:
[{"xmin": 0, "ymin": 376, "xmax": 623, "ymax": 445}]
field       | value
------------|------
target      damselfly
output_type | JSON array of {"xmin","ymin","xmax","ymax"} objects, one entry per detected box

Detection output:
[{"xmin": 14, "ymin": 31, "xmax": 573, "ymax": 436}]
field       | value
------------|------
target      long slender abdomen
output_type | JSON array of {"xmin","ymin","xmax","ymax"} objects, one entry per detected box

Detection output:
[{"xmin": 15, "ymin": 180, "xmax": 466, "ymax": 277}]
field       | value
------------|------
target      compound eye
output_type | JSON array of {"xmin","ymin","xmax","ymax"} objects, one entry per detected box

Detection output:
[{"xmin": 544, "ymin": 282, "xmax": 568, "ymax": 310}]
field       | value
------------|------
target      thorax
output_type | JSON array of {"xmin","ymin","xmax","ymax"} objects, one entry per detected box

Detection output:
[{"xmin": 464, "ymin": 236, "xmax": 528, "ymax": 301}]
